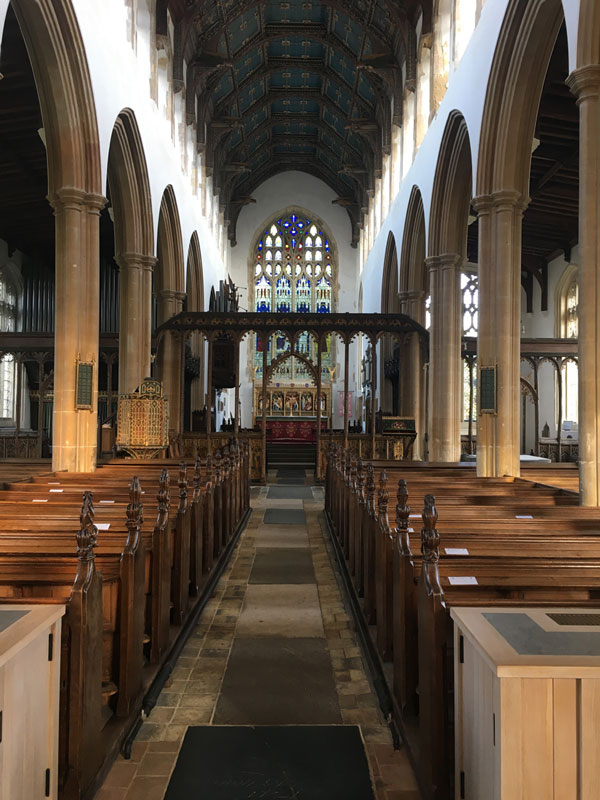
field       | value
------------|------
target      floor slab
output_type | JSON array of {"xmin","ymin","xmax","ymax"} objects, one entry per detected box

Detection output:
[
  {"xmin": 164, "ymin": 725, "xmax": 374, "ymax": 800},
  {"xmin": 254, "ymin": 527, "xmax": 309, "ymax": 548},
  {"xmin": 263, "ymin": 507, "xmax": 307, "ymax": 525},
  {"xmin": 267, "ymin": 485, "xmax": 315, "ymax": 499},
  {"xmin": 213, "ymin": 636, "xmax": 342, "ymax": 724},
  {"xmin": 249, "ymin": 547, "xmax": 316, "ymax": 584},
  {"xmin": 236, "ymin": 584, "xmax": 324, "ymax": 637}
]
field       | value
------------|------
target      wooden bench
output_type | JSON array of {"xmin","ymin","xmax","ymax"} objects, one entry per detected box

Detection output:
[
  {"xmin": 325, "ymin": 444, "xmax": 600, "ymax": 800},
  {"xmin": 0, "ymin": 438, "xmax": 251, "ymax": 800}
]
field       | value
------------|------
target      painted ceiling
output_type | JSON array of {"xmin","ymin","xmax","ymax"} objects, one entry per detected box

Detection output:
[{"xmin": 170, "ymin": 0, "xmax": 431, "ymax": 245}]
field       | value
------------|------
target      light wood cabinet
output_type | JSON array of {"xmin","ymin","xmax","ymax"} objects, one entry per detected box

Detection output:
[
  {"xmin": 452, "ymin": 607, "xmax": 600, "ymax": 800},
  {"xmin": 0, "ymin": 605, "xmax": 64, "ymax": 800}
]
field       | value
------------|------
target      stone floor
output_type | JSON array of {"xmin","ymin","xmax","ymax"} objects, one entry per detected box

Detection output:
[{"xmin": 94, "ymin": 469, "xmax": 421, "ymax": 800}]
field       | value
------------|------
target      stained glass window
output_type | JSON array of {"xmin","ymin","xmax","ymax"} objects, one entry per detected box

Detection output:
[
  {"xmin": 253, "ymin": 212, "xmax": 334, "ymax": 381},
  {"xmin": 563, "ymin": 278, "xmax": 578, "ymax": 423}
]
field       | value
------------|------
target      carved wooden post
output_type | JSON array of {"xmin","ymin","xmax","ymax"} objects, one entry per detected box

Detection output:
[
  {"xmin": 171, "ymin": 463, "xmax": 191, "ymax": 625},
  {"xmin": 189, "ymin": 456, "xmax": 203, "ymax": 597},
  {"xmin": 203, "ymin": 454, "xmax": 215, "ymax": 573},
  {"xmin": 355, "ymin": 458, "xmax": 366, "ymax": 596},
  {"xmin": 213, "ymin": 449, "xmax": 223, "ymax": 557},
  {"xmin": 417, "ymin": 493, "xmax": 451, "ymax": 800},
  {"xmin": 348, "ymin": 456, "xmax": 358, "ymax": 571},
  {"xmin": 117, "ymin": 477, "xmax": 145, "ymax": 716},
  {"xmin": 63, "ymin": 492, "xmax": 103, "ymax": 797},
  {"xmin": 221, "ymin": 446, "xmax": 231, "ymax": 545},
  {"xmin": 376, "ymin": 471, "xmax": 393, "ymax": 660},
  {"xmin": 315, "ymin": 338, "xmax": 323, "ymax": 481},
  {"xmin": 392, "ymin": 478, "xmax": 418, "ymax": 715},
  {"xmin": 151, "ymin": 469, "xmax": 170, "ymax": 663},
  {"xmin": 363, "ymin": 463, "xmax": 377, "ymax": 624}
]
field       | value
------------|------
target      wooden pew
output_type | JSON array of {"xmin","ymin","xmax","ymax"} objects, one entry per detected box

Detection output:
[
  {"xmin": 324, "ymin": 445, "xmax": 600, "ymax": 800},
  {"xmin": 0, "ymin": 436, "xmax": 251, "ymax": 800}
]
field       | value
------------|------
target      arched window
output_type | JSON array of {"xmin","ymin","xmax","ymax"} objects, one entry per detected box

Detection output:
[
  {"xmin": 0, "ymin": 270, "xmax": 17, "ymax": 419},
  {"xmin": 559, "ymin": 273, "xmax": 578, "ymax": 423},
  {"xmin": 462, "ymin": 270, "xmax": 478, "ymax": 421},
  {"xmin": 252, "ymin": 211, "xmax": 335, "ymax": 382}
]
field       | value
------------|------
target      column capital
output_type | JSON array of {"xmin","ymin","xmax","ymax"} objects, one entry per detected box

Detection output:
[
  {"xmin": 48, "ymin": 187, "xmax": 107, "ymax": 213},
  {"xmin": 425, "ymin": 253, "xmax": 462, "ymax": 273},
  {"xmin": 566, "ymin": 65, "xmax": 600, "ymax": 101},
  {"xmin": 472, "ymin": 190, "xmax": 528, "ymax": 215},
  {"xmin": 116, "ymin": 252, "xmax": 157, "ymax": 271}
]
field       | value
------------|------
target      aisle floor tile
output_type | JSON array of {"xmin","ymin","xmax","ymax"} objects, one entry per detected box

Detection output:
[
  {"xmin": 264, "ymin": 507, "xmax": 307, "ymax": 525},
  {"xmin": 236, "ymin": 584, "xmax": 324, "ymax": 637},
  {"xmin": 249, "ymin": 547, "xmax": 315, "ymax": 584}
]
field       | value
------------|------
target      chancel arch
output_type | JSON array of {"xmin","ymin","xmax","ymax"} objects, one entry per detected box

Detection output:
[
  {"xmin": 107, "ymin": 109, "xmax": 155, "ymax": 394},
  {"xmin": 155, "ymin": 185, "xmax": 185, "ymax": 434},
  {"xmin": 427, "ymin": 110, "xmax": 473, "ymax": 462}
]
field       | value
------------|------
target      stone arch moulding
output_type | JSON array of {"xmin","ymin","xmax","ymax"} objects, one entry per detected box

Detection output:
[
  {"xmin": 157, "ymin": 185, "xmax": 185, "ymax": 297},
  {"xmin": 186, "ymin": 231, "xmax": 205, "ymax": 313},
  {"xmin": 576, "ymin": 0, "xmax": 600, "ymax": 69},
  {"xmin": 399, "ymin": 186, "xmax": 427, "ymax": 296},
  {"xmin": 107, "ymin": 109, "xmax": 154, "ymax": 260},
  {"xmin": 381, "ymin": 231, "xmax": 400, "ymax": 314},
  {"xmin": 428, "ymin": 110, "xmax": 473, "ymax": 259},
  {"xmin": 9, "ymin": 0, "xmax": 101, "ymax": 197},
  {"xmin": 476, "ymin": 0, "xmax": 564, "ymax": 199}
]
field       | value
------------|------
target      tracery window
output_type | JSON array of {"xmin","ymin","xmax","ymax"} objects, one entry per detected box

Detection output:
[
  {"xmin": 462, "ymin": 271, "xmax": 478, "ymax": 421},
  {"xmin": 562, "ymin": 276, "xmax": 578, "ymax": 423},
  {"xmin": 0, "ymin": 271, "xmax": 17, "ymax": 419},
  {"xmin": 252, "ymin": 212, "xmax": 335, "ymax": 382}
]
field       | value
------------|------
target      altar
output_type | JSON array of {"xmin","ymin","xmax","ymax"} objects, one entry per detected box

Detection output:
[{"xmin": 265, "ymin": 416, "xmax": 328, "ymax": 443}]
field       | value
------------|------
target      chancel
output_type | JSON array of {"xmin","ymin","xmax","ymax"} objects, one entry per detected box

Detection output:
[{"xmin": 0, "ymin": 1, "xmax": 599, "ymax": 799}]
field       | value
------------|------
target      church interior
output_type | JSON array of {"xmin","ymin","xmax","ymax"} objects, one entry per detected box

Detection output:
[{"xmin": 0, "ymin": 0, "xmax": 599, "ymax": 798}]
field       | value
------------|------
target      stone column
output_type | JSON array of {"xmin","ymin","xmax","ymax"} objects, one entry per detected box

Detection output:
[
  {"xmin": 567, "ymin": 66, "xmax": 600, "ymax": 504},
  {"xmin": 473, "ymin": 191, "xmax": 527, "ymax": 478},
  {"xmin": 50, "ymin": 187, "xmax": 106, "ymax": 472},
  {"xmin": 116, "ymin": 252, "xmax": 156, "ymax": 394},
  {"xmin": 426, "ymin": 253, "xmax": 462, "ymax": 462},
  {"xmin": 156, "ymin": 289, "xmax": 186, "ymax": 435},
  {"xmin": 400, "ymin": 290, "xmax": 426, "ymax": 460}
]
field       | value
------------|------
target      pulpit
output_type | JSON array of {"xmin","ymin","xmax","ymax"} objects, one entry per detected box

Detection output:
[{"xmin": 116, "ymin": 378, "xmax": 169, "ymax": 458}]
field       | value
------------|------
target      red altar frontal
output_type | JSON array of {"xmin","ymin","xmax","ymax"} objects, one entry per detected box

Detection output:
[{"xmin": 266, "ymin": 417, "xmax": 328, "ymax": 443}]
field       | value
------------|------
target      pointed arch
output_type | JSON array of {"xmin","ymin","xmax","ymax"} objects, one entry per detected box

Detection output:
[
  {"xmin": 429, "ymin": 111, "xmax": 472, "ymax": 258},
  {"xmin": 400, "ymin": 186, "xmax": 427, "ymax": 298},
  {"xmin": 381, "ymin": 231, "xmax": 400, "ymax": 313},
  {"xmin": 108, "ymin": 109, "xmax": 154, "ymax": 259},
  {"xmin": 186, "ymin": 232, "xmax": 205, "ymax": 313},
  {"xmin": 156, "ymin": 185, "xmax": 185, "ymax": 300},
  {"xmin": 477, "ymin": 0, "xmax": 564, "ymax": 198},
  {"xmin": 576, "ymin": 0, "xmax": 600, "ymax": 68},
  {"xmin": 9, "ymin": 0, "xmax": 101, "ymax": 196}
]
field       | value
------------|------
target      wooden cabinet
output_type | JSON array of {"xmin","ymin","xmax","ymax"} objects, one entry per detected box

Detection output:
[
  {"xmin": 0, "ymin": 605, "xmax": 64, "ymax": 800},
  {"xmin": 452, "ymin": 607, "xmax": 600, "ymax": 800}
]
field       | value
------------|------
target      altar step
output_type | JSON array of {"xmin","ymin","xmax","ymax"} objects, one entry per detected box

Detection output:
[{"xmin": 266, "ymin": 443, "xmax": 316, "ymax": 468}]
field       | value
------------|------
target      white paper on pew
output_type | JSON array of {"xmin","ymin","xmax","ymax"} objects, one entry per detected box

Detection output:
[
  {"xmin": 515, "ymin": 515, "xmax": 533, "ymax": 519},
  {"xmin": 49, "ymin": 489, "xmax": 63, "ymax": 493},
  {"xmin": 96, "ymin": 523, "xmax": 111, "ymax": 530},
  {"xmin": 409, "ymin": 514, "xmax": 420, "ymax": 519},
  {"xmin": 407, "ymin": 527, "xmax": 414, "ymax": 533},
  {"xmin": 448, "ymin": 576, "xmax": 478, "ymax": 585},
  {"xmin": 445, "ymin": 548, "xmax": 469, "ymax": 555},
  {"xmin": 99, "ymin": 500, "xmax": 115, "ymax": 504},
  {"xmin": 47, "ymin": 481, "xmax": 60, "ymax": 485},
  {"xmin": 32, "ymin": 499, "xmax": 48, "ymax": 503}
]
